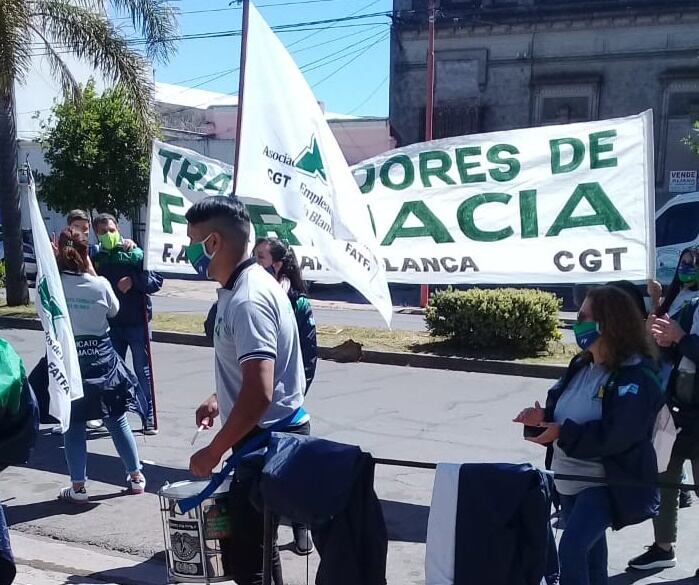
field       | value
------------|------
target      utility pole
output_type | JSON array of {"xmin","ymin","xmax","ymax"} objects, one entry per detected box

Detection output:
[{"xmin": 420, "ymin": 0, "xmax": 436, "ymax": 308}]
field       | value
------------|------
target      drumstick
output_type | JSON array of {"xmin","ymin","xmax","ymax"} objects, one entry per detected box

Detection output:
[{"xmin": 191, "ymin": 424, "xmax": 207, "ymax": 446}]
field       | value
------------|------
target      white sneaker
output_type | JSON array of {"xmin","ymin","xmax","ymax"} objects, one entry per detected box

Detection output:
[
  {"xmin": 58, "ymin": 486, "xmax": 89, "ymax": 504},
  {"xmin": 86, "ymin": 419, "xmax": 104, "ymax": 430},
  {"xmin": 51, "ymin": 425, "xmax": 63, "ymax": 435},
  {"xmin": 127, "ymin": 473, "xmax": 146, "ymax": 495}
]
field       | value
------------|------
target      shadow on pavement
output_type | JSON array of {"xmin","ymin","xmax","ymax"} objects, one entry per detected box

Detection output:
[
  {"xmin": 14, "ymin": 431, "xmax": 191, "ymax": 497},
  {"xmin": 381, "ymin": 499, "xmax": 429, "ymax": 544},
  {"xmin": 64, "ymin": 554, "xmax": 167, "ymax": 585},
  {"xmin": 6, "ymin": 499, "xmax": 102, "ymax": 526},
  {"xmin": 609, "ymin": 569, "xmax": 697, "ymax": 584},
  {"xmin": 20, "ymin": 434, "xmax": 431, "ymax": 544}
]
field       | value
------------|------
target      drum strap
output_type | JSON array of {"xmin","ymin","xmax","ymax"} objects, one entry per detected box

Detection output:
[{"xmin": 177, "ymin": 408, "xmax": 305, "ymax": 514}]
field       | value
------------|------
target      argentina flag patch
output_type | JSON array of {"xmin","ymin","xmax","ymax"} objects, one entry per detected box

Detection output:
[{"xmin": 618, "ymin": 384, "xmax": 639, "ymax": 397}]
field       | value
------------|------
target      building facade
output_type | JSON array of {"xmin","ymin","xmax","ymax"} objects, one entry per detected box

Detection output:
[
  {"xmin": 390, "ymin": 0, "xmax": 699, "ymax": 207},
  {"xmin": 15, "ymin": 80, "xmax": 395, "ymax": 243}
]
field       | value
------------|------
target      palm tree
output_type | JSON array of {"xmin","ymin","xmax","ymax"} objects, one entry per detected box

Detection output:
[{"xmin": 0, "ymin": 0, "xmax": 177, "ymax": 305}]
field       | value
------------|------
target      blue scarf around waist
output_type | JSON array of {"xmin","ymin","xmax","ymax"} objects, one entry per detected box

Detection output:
[{"xmin": 177, "ymin": 407, "xmax": 307, "ymax": 513}]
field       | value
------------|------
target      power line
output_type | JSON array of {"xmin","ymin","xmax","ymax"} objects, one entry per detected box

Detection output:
[
  {"xmin": 157, "ymin": 24, "xmax": 387, "ymax": 114},
  {"xmin": 347, "ymin": 73, "xmax": 388, "ymax": 114},
  {"xmin": 164, "ymin": 0, "xmax": 344, "ymax": 17},
  {"xmin": 27, "ymin": 10, "xmax": 395, "ymax": 52},
  {"xmin": 157, "ymin": 24, "xmax": 384, "ymax": 102},
  {"xmin": 286, "ymin": 0, "xmax": 384, "ymax": 50},
  {"xmin": 311, "ymin": 31, "xmax": 389, "ymax": 88},
  {"xmin": 292, "ymin": 28, "xmax": 388, "ymax": 73}
]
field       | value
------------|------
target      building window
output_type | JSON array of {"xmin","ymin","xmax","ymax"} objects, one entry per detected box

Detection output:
[
  {"xmin": 657, "ymin": 78, "xmax": 699, "ymax": 194},
  {"xmin": 420, "ymin": 102, "xmax": 480, "ymax": 140},
  {"xmin": 532, "ymin": 82, "xmax": 600, "ymax": 126}
]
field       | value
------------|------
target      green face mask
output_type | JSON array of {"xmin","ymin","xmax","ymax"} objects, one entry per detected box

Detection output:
[{"xmin": 98, "ymin": 231, "xmax": 120, "ymax": 251}]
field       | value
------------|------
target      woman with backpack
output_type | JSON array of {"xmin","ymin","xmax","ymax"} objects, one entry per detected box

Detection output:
[
  {"xmin": 253, "ymin": 238, "xmax": 318, "ymax": 395},
  {"xmin": 55, "ymin": 227, "xmax": 146, "ymax": 503},
  {"xmin": 628, "ymin": 247, "xmax": 699, "ymax": 571},
  {"xmin": 515, "ymin": 285, "xmax": 663, "ymax": 585}
]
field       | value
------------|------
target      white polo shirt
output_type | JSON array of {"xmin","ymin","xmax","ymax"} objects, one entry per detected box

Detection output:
[{"xmin": 213, "ymin": 259, "xmax": 305, "ymax": 428}]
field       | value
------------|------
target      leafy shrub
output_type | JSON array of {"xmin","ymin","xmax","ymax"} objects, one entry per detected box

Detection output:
[
  {"xmin": 0, "ymin": 261, "xmax": 5, "ymax": 289},
  {"xmin": 426, "ymin": 287, "xmax": 562, "ymax": 353}
]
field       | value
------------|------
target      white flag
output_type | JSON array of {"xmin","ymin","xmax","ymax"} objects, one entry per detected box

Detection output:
[
  {"xmin": 27, "ymin": 174, "xmax": 83, "ymax": 431},
  {"xmin": 235, "ymin": 1, "xmax": 392, "ymax": 326}
]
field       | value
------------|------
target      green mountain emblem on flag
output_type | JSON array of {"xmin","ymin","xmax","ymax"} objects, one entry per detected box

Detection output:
[
  {"xmin": 38, "ymin": 276, "xmax": 63, "ymax": 335},
  {"xmin": 294, "ymin": 135, "xmax": 327, "ymax": 182}
]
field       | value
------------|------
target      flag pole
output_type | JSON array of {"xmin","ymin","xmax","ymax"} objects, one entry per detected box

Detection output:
[
  {"xmin": 232, "ymin": 0, "xmax": 250, "ymax": 196},
  {"xmin": 420, "ymin": 0, "xmax": 436, "ymax": 309}
]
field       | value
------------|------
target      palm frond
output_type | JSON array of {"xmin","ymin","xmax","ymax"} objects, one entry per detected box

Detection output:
[
  {"xmin": 28, "ymin": 24, "xmax": 81, "ymax": 102},
  {"xmin": 107, "ymin": 0, "xmax": 178, "ymax": 63},
  {"xmin": 0, "ymin": 0, "xmax": 33, "ymax": 91},
  {"xmin": 30, "ymin": 0, "xmax": 156, "ymax": 135}
]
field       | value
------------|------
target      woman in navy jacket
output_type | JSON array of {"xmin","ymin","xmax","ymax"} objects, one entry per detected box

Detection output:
[{"xmin": 515, "ymin": 286, "xmax": 664, "ymax": 585}]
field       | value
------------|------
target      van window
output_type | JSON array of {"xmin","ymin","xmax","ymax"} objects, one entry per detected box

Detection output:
[{"xmin": 657, "ymin": 202, "xmax": 699, "ymax": 247}]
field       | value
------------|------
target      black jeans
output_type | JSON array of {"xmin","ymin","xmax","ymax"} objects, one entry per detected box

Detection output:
[{"xmin": 224, "ymin": 421, "xmax": 310, "ymax": 585}]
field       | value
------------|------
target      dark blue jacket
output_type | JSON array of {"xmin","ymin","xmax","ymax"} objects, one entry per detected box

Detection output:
[
  {"xmin": 545, "ymin": 355, "xmax": 664, "ymax": 530},
  {"xmin": 257, "ymin": 433, "xmax": 387, "ymax": 585},
  {"xmin": 0, "ymin": 343, "xmax": 39, "ymax": 585},
  {"xmin": 0, "ymin": 372, "xmax": 39, "ymax": 472},
  {"xmin": 455, "ymin": 463, "xmax": 559, "ymax": 585},
  {"xmin": 665, "ymin": 297, "xmax": 699, "ymax": 458},
  {"xmin": 94, "ymin": 245, "xmax": 163, "ymax": 327}
]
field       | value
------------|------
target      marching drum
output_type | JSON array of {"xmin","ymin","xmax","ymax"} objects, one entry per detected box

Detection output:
[{"xmin": 159, "ymin": 479, "xmax": 233, "ymax": 583}]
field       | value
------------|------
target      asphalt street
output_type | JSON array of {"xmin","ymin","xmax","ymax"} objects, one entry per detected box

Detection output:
[{"xmin": 1, "ymin": 328, "xmax": 691, "ymax": 584}]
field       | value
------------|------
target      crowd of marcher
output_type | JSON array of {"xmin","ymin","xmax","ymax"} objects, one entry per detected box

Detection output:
[
  {"xmin": 515, "ymin": 248, "xmax": 699, "ymax": 584},
  {"xmin": 3, "ymin": 197, "xmax": 699, "ymax": 585}
]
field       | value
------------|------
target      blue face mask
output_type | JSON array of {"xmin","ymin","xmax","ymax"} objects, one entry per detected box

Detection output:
[
  {"xmin": 265, "ymin": 265, "xmax": 276, "ymax": 277},
  {"xmin": 573, "ymin": 321, "xmax": 601, "ymax": 351},
  {"xmin": 186, "ymin": 234, "xmax": 215, "ymax": 279}
]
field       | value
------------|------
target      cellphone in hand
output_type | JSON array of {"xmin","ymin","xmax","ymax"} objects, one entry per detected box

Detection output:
[{"xmin": 523, "ymin": 425, "xmax": 546, "ymax": 439}]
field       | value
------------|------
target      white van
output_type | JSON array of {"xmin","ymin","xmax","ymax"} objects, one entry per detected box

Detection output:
[{"xmin": 655, "ymin": 191, "xmax": 699, "ymax": 284}]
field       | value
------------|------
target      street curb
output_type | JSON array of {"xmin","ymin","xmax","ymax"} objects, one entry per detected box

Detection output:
[
  {"xmin": 11, "ymin": 531, "xmax": 165, "ymax": 585},
  {"xmin": 0, "ymin": 316, "xmax": 566, "ymax": 380}
]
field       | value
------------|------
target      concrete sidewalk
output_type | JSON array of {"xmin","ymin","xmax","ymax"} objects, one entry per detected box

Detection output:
[{"xmin": 11, "ymin": 531, "xmax": 164, "ymax": 585}]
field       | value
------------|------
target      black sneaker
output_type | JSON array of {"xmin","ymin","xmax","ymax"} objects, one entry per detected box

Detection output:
[
  {"xmin": 628, "ymin": 544, "xmax": 677, "ymax": 571},
  {"xmin": 680, "ymin": 489, "xmax": 693, "ymax": 509},
  {"xmin": 292, "ymin": 525, "xmax": 314, "ymax": 556}
]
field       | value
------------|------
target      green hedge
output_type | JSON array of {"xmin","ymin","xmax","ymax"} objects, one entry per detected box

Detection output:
[
  {"xmin": 0, "ymin": 261, "xmax": 5, "ymax": 290},
  {"xmin": 426, "ymin": 287, "xmax": 562, "ymax": 352}
]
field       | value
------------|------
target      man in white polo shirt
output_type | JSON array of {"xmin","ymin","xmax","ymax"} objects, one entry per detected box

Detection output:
[{"xmin": 186, "ymin": 196, "xmax": 309, "ymax": 585}]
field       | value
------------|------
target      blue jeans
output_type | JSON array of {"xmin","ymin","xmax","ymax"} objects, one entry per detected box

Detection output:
[
  {"xmin": 559, "ymin": 487, "xmax": 613, "ymax": 585},
  {"xmin": 110, "ymin": 324, "xmax": 154, "ymax": 425},
  {"xmin": 63, "ymin": 414, "xmax": 141, "ymax": 483}
]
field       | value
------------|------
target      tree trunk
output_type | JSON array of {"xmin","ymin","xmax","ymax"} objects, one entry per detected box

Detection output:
[{"xmin": 0, "ymin": 85, "xmax": 29, "ymax": 306}]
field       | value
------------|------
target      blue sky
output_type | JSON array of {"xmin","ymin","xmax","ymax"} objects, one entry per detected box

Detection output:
[{"xmin": 154, "ymin": 0, "xmax": 393, "ymax": 117}]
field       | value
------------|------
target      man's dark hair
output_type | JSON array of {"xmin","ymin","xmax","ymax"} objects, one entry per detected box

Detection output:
[
  {"xmin": 185, "ymin": 196, "xmax": 250, "ymax": 247},
  {"xmin": 92, "ymin": 212, "xmax": 118, "ymax": 232},
  {"xmin": 67, "ymin": 209, "xmax": 89, "ymax": 224}
]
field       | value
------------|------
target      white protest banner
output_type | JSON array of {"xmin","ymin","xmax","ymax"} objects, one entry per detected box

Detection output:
[
  {"xmin": 351, "ymin": 110, "xmax": 655, "ymax": 284},
  {"xmin": 146, "ymin": 111, "xmax": 655, "ymax": 285},
  {"xmin": 27, "ymin": 172, "xmax": 83, "ymax": 432},
  {"xmin": 144, "ymin": 142, "xmax": 234, "ymax": 270},
  {"xmin": 233, "ymin": 1, "xmax": 392, "ymax": 325}
]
